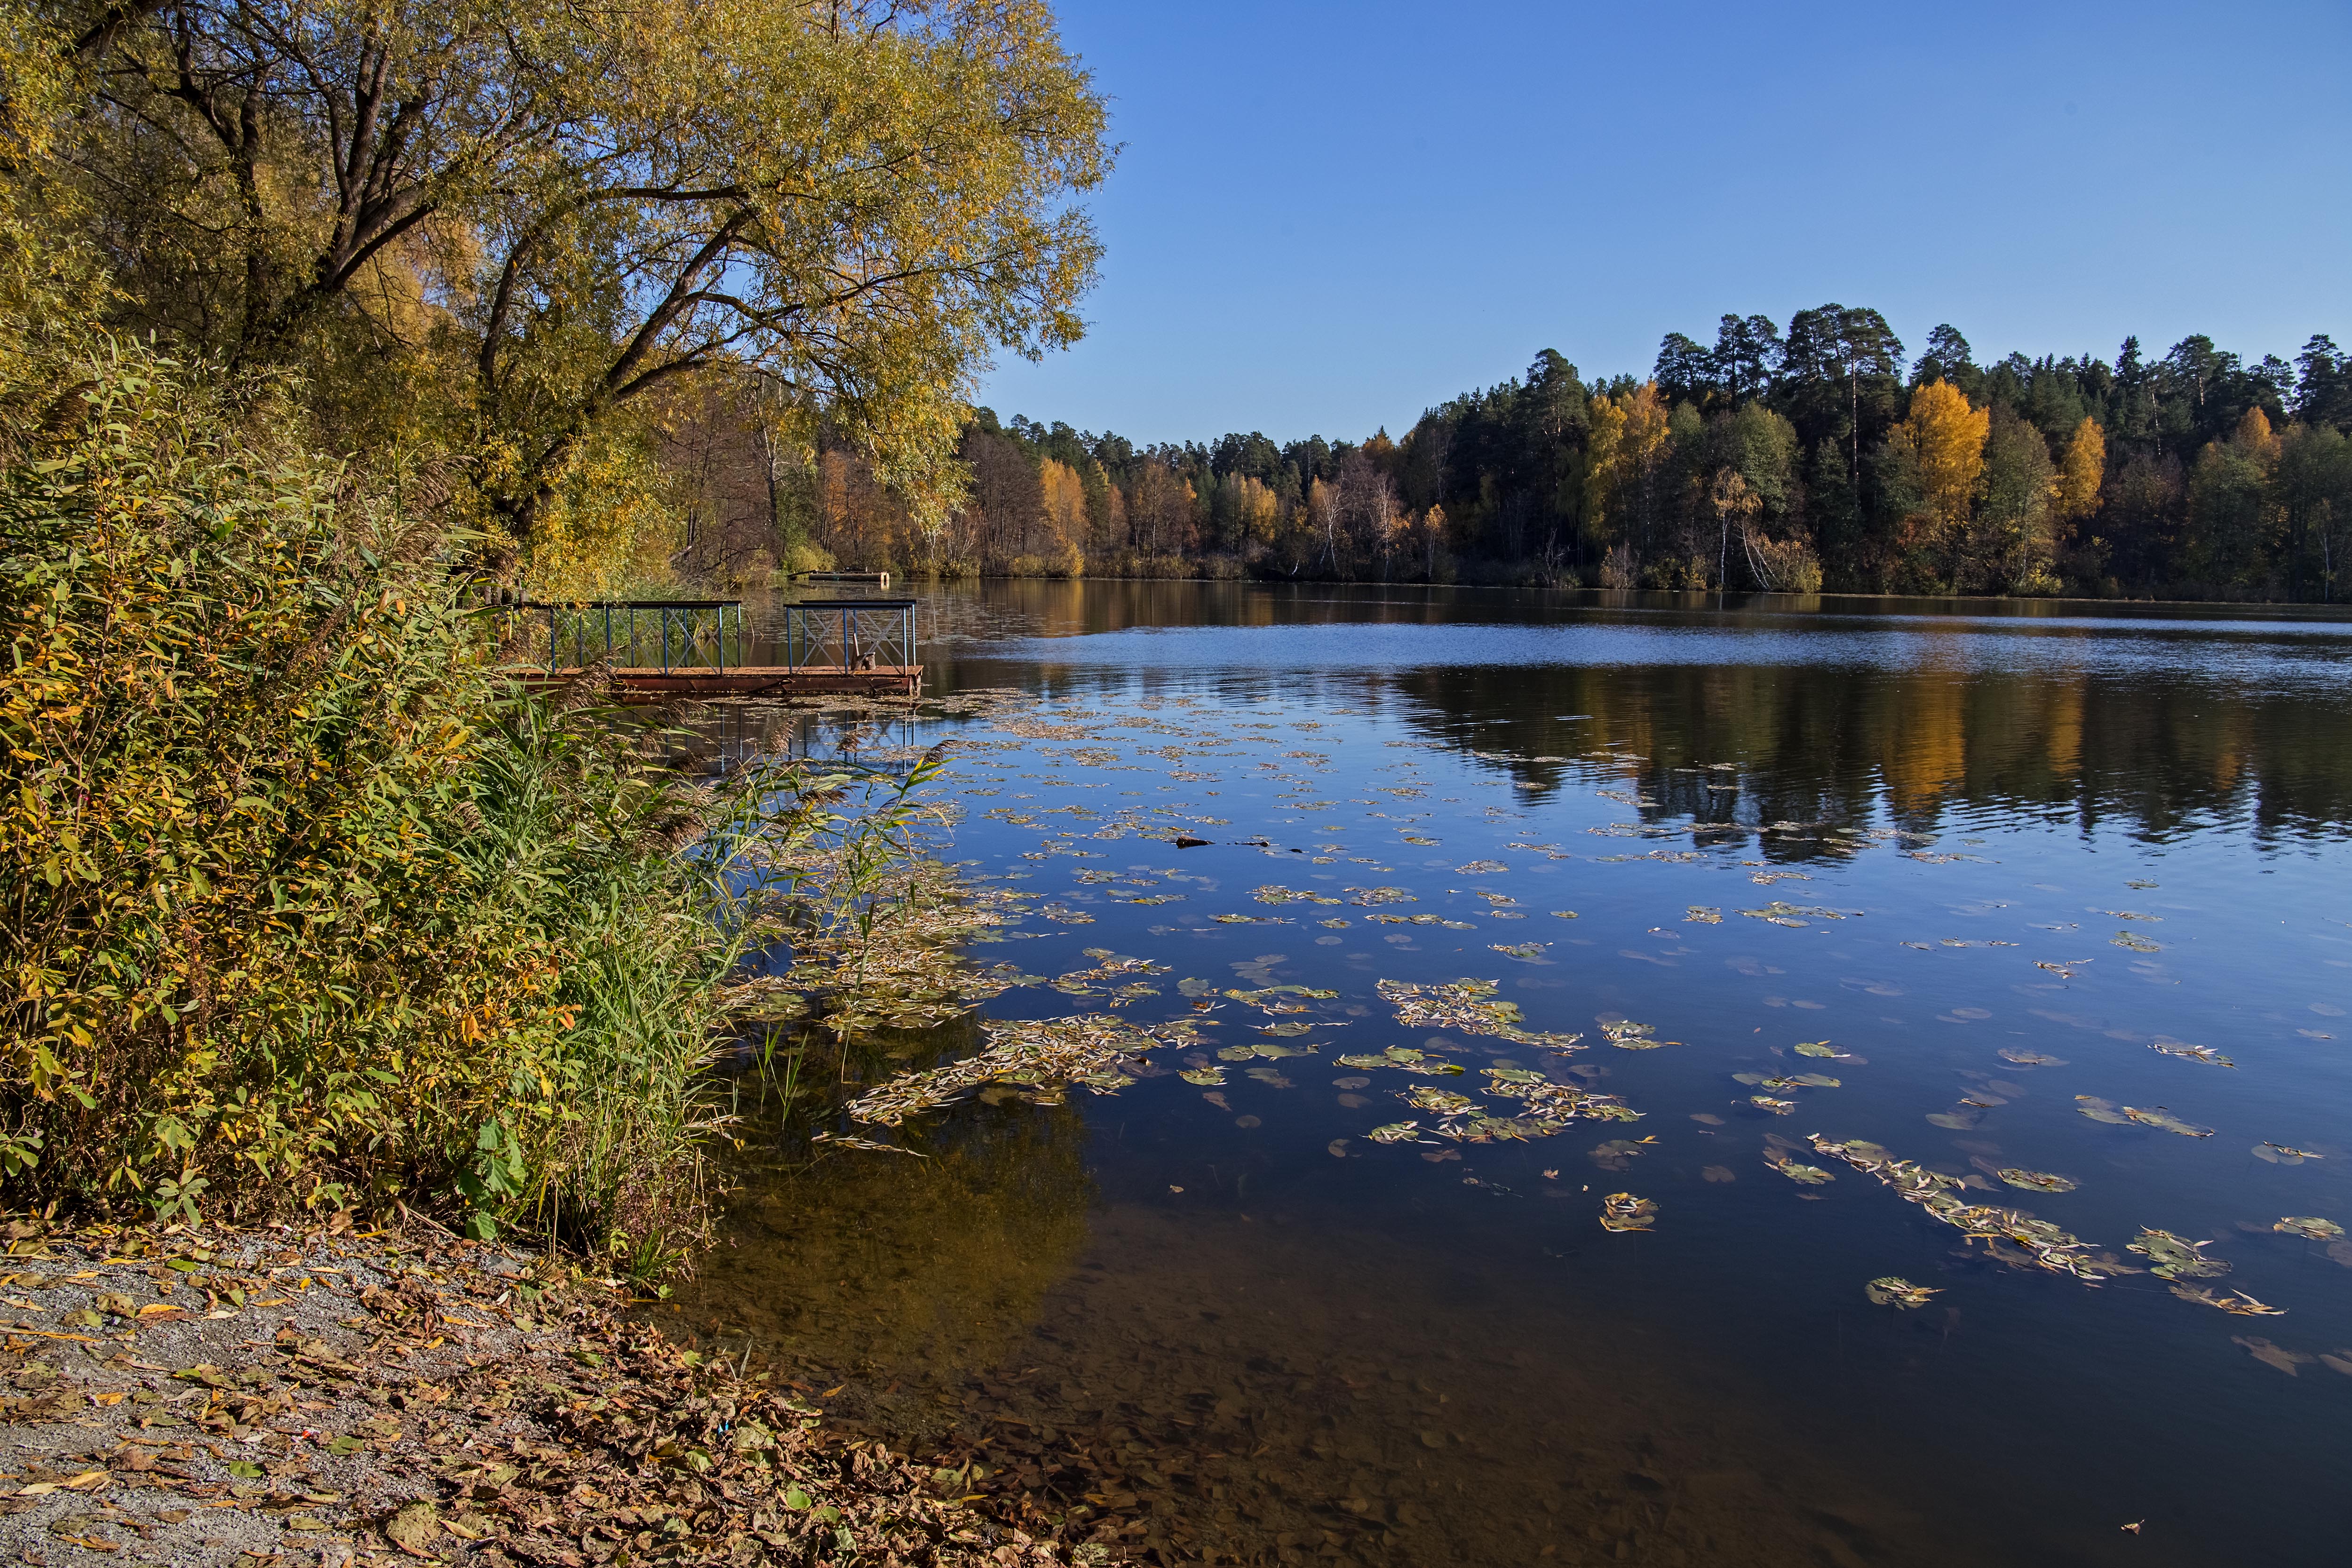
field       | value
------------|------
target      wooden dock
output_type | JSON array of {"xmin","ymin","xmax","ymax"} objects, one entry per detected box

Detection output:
[{"xmin": 526, "ymin": 664, "xmax": 922, "ymax": 700}]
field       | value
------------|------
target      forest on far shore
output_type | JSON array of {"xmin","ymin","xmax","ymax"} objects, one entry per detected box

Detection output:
[{"xmin": 739, "ymin": 313, "xmax": 2352, "ymax": 602}]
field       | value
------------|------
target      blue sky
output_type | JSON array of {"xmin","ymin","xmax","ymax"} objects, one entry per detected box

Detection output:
[{"xmin": 972, "ymin": 0, "xmax": 2352, "ymax": 448}]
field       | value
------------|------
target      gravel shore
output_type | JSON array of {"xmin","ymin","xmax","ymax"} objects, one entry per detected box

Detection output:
[{"xmin": 0, "ymin": 1215, "xmax": 1097, "ymax": 1567}]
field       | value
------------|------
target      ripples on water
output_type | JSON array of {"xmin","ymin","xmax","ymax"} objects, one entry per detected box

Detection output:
[{"xmin": 671, "ymin": 585, "xmax": 2352, "ymax": 1568}]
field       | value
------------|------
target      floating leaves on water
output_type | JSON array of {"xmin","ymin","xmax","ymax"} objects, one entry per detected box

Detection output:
[
  {"xmin": 1770, "ymin": 1157, "xmax": 1834, "ymax": 1186},
  {"xmin": 1257, "ymin": 1021, "xmax": 1318, "ymax": 1037},
  {"xmin": 809, "ymin": 1132, "xmax": 924, "ymax": 1156},
  {"xmin": 1811, "ymin": 1134, "xmax": 2123, "ymax": 1284},
  {"xmin": 2120, "ymin": 1105, "xmax": 2212, "ymax": 1138},
  {"xmin": 1794, "ymin": 1041, "xmax": 1855, "ymax": 1060},
  {"xmin": 1349, "ymin": 887, "xmax": 1415, "ymax": 905},
  {"xmin": 1865, "ymin": 1277, "xmax": 1938, "ymax": 1309},
  {"xmin": 2148, "ymin": 1040, "xmax": 2232, "ymax": 1067},
  {"xmin": 1401, "ymin": 835, "xmax": 1440, "ymax": 845},
  {"xmin": 1403, "ymin": 1086, "xmax": 1477, "ymax": 1117},
  {"xmin": 1049, "ymin": 951, "xmax": 1172, "ymax": 1005},
  {"xmin": 1253, "ymin": 884, "xmax": 1343, "ymax": 906},
  {"xmin": 1178, "ymin": 1067, "xmax": 1226, "ymax": 1086},
  {"xmin": 2074, "ymin": 1095, "xmax": 2132, "ymax": 1124},
  {"xmin": 1739, "ymin": 901, "xmax": 1861, "ymax": 927},
  {"xmin": 1701, "ymin": 1165, "xmax": 1736, "ymax": 1183},
  {"xmin": 1551, "ymin": 910, "xmax": 1579, "ymax": 919},
  {"xmin": 1212, "ymin": 913, "xmax": 1286, "ymax": 924},
  {"xmin": 1600, "ymin": 1018, "xmax": 1678, "ymax": 1051},
  {"xmin": 1925, "ymin": 1106, "xmax": 1983, "ymax": 1130},
  {"xmin": 1242, "ymin": 1067, "xmax": 1292, "ymax": 1087},
  {"xmin": 2275, "ymin": 1217, "xmax": 2345, "ymax": 1240},
  {"xmin": 1588, "ymin": 1138, "xmax": 1648, "ymax": 1171},
  {"xmin": 1750, "ymin": 1095, "xmax": 1796, "ymax": 1115},
  {"xmin": 2111, "ymin": 932, "xmax": 2162, "ymax": 953},
  {"xmin": 1999, "ymin": 1049, "xmax": 2067, "ymax": 1067},
  {"xmin": 2254, "ymin": 1142, "xmax": 2324, "ymax": 1164},
  {"xmin": 1367, "ymin": 1121, "xmax": 1428, "ymax": 1145},
  {"xmin": 1228, "ymin": 984, "xmax": 1340, "ymax": 1008},
  {"xmin": 2170, "ymin": 1286, "xmax": 2285, "ymax": 1316},
  {"xmin": 1599, "ymin": 1193, "xmax": 1657, "ymax": 1233},
  {"xmin": 2128, "ymin": 1228, "xmax": 2229, "ymax": 1281},
  {"xmin": 1998, "ymin": 1169, "xmax": 2078, "ymax": 1194},
  {"xmin": 1457, "ymin": 860, "xmax": 1509, "ymax": 875},
  {"xmin": 847, "ymin": 1013, "xmax": 1184, "ymax": 1124},
  {"xmin": 1685, "ymin": 907, "xmax": 1722, "ymax": 924},
  {"xmin": 1216, "ymin": 1041, "xmax": 1316, "ymax": 1062},
  {"xmin": 1332, "ymin": 1045, "xmax": 1463, "ymax": 1075},
  {"xmin": 1327, "ymin": 1139, "xmax": 1350, "ymax": 1158},
  {"xmin": 1484, "ymin": 1067, "xmax": 1545, "ymax": 1085},
  {"xmin": 1489, "ymin": 942, "xmax": 1548, "ymax": 962},
  {"xmin": 1378, "ymin": 977, "xmax": 1583, "ymax": 1051}
]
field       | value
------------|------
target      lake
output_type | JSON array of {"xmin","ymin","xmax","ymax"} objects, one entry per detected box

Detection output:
[{"xmin": 671, "ymin": 583, "xmax": 2352, "ymax": 1568}]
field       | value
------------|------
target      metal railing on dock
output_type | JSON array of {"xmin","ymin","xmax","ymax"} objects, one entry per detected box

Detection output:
[
  {"xmin": 782, "ymin": 598, "xmax": 918, "ymax": 674},
  {"xmin": 506, "ymin": 600, "xmax": 749, "ymax": 673},
  {"xmin": 497, "ymin": 598, "xmax": 921, "ymax": 685}
]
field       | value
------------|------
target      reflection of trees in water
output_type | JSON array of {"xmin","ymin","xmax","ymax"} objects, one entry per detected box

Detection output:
[
  {"xmin": 1391, "ymin": 661, "xmax": 2352, "ymax": 844},
  {"xmin": 678, "ymin": 1023, "xmax": 1094, "ymax": 1381}
]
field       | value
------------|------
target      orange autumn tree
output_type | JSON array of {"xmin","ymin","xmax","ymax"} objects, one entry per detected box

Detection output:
[
  {"xmin": 2053, "ymin": 417, "xmax": 2106, "ymax": 525},
  {"xmin": 1890, "ymin": 380, "xmax": 1989, "ymax": 578},
  {"xmin": 1585, "ymin": 381, "xmax": 1674, "ymax": 574}
]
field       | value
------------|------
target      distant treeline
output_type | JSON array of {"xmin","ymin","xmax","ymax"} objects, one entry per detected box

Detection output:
[{"xmin": 777, "ymin": 311, "xmax": 2352, "ymax": 600}]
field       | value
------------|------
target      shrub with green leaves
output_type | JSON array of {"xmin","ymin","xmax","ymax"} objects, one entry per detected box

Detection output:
[{"xmin": 0, "ymin": 340, "xmax": 771, "ymax": 1261}]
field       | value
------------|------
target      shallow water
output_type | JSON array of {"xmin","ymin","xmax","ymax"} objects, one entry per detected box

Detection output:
[{"xmin": 675, "ymin": 584, "xmax": 2352, "ymax": 1568}]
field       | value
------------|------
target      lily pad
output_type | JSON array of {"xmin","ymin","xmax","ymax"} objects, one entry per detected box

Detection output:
[
  {"xmin": 1598, "ymin": 1193, "xmax": 1658, "ymax": 1233},
  {"xmin": 2148, "ymin": 1040, "xmax": 2233, "ymax": 1067},
  {"xmin": 2128, "ymin": 1227, "xmax": 2229, "ymax": 1281},
  {"xmin": 1997, "ymin": 1169, "xmax": 2078, "ymax": 1194},
  {"xmin": 1865, "ymin": 1276, "xmax": 1938, "ymax": 1308}
]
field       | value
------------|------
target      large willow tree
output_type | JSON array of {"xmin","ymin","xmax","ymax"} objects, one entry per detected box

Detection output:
[{"xmin": 36, "ymin": 0, "xmax": 1108, "ymax": 546}]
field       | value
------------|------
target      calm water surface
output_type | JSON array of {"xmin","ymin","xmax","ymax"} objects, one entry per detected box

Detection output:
[{"xmin": 677, "ymin": 585, "xmax": 2352, "ymax": 1568}]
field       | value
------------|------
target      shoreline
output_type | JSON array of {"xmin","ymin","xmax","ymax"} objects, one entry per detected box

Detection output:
[{"xmin": 0, "ymin": 1216, "xmax": 1098, "ymax": 1567}]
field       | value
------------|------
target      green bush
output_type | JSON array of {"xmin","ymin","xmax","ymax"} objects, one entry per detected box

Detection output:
[{"xmin": 0, "ymin": 341, "xmax": 776, "ymax": 1261}]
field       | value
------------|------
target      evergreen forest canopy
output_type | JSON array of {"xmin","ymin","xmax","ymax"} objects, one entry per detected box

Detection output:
[{"xmin": 875, "ymin": 313, "xmax": 2352, "ymax": 601}]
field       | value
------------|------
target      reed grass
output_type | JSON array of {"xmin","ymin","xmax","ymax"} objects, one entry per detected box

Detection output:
[{"xmin": 0, "ymin": 338, "xmax": 940, "ymax": 1275}]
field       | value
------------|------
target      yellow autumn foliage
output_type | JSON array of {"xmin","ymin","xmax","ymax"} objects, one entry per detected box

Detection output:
[
  {"xmin": 1585, "ymin": 381, "xmax": 1673, "ymax": 541},
  {"xmin": 1892, "ymin": 381, "xmax": 1989, "ymax": 536},
  {"xmin": 2053, "ymin": 417, "xmax": 2106, "ymax": 522}
]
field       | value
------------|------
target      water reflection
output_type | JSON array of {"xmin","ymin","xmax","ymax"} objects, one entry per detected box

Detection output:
[{"xmin": 869, "ymin": 580, "xmax": 2352, "ymax": 842}]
